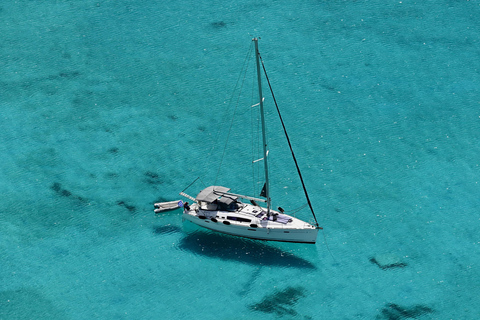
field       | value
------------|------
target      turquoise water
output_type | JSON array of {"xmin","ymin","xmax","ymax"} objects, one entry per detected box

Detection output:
[{"xmin": 1, "ymin": 0, "xmax": 479, "ymax": 319}]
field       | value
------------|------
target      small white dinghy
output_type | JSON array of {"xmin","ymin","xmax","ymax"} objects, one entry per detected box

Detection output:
[{"xmin": 153, "ymin": 200, "xmax": 183, "ymax": 213}]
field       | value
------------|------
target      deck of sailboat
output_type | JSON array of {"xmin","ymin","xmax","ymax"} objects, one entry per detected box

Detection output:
[
  {"xmin": 182, "ymin": 202, "xmax": 318, "ymax": 243},
  {"xmin": 185, "ymin": 202, "xmax": 316, "ymax": 231}
]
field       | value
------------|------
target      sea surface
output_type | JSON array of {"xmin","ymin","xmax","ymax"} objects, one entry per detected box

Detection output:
[{"xmin": 1, "ymin": 0, "xmax": 479, "ymax": 319}]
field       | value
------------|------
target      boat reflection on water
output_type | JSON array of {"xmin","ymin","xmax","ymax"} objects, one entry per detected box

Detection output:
[{"xmin": 176, "ymin": 230, "xmax": 316, "ymax": 270}]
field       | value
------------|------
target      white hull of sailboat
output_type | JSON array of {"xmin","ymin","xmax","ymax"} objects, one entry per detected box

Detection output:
[{"xmin": 182, "ymin": 207, "xmax": 319, "ymax": 244}]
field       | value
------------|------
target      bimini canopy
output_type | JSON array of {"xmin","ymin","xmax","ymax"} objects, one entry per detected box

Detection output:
[
  {"xmin": 196, "ymin": 186, "xmax": 240, "ymax": 211},
  {"xmin": 196, "ymin": 186, "xmax": 231, "ymax": 203}
]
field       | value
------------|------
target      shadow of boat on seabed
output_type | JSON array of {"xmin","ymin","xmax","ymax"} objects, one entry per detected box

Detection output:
[{"xmin": 176, "ymin": 231, "xmax": 316, "ymax": 269}]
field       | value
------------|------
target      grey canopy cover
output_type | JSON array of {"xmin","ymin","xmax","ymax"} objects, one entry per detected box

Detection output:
[{"xmin": 196, "ymin": 186, "xmax": 231, "ymax": 203}]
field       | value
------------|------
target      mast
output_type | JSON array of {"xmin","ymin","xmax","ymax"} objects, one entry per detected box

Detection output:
[{"xmin": 253, "ymin": 38, "xmax": 271, "ymax": 215}]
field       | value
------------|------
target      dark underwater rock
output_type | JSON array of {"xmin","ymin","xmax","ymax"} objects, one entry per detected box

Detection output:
[
  {"xmin": 50, "ymin": 182, "xmax": 85, "ymax": 201},
  {"xmin": 117, "ymin": 201, "xmax": 136, "ymax": 213},
  {"xmin": 370, "ymin": 253, "xmax": 407, "ymax": 270},
  {"xmin": 144, "ymin": 171, "xmax": 162, "ymax": 185},
  {"xmin": 210, "ymin": 21, "xmax": 226, "ymax": 28},
  {"xmin": 249, "ymin": 286, "xmax": 306, "ymax": 317},
  {"xmin": 58, "ymin": 71, "xmax": 81, "ymax": 79},
  {"xmin": 145, "ymin": 171, "xmax": 159, "ymax": 179},
  {"xmin": 377, "ymin": 303, "xmax": 434, "ymax": 319}
]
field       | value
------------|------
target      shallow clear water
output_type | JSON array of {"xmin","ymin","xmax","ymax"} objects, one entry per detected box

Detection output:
[{"xmin": 1, "ymin": 0, "xmax": 479, "ymax": 319}]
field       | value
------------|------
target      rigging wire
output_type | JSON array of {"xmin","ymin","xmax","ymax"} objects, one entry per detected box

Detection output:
[
  {"xmin": 181, "ymin": 177, "xmax": 200, "ymax": 193},
  {"xmin": 285, "ymin": 203, "xmax": 308, "ymax": 216},
  {"xmin": 258, "ymin": 48, "xmax": 336, "ymax": 261},
  {"xmin": 213, "ymin": 43, "xmax": 254, "ymax": 185},
  {"xmin": 257, "ymin": 52, "xmax": 321, "ymax": 229}
]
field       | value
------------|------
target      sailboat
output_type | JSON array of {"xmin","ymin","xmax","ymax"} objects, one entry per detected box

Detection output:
[{"xmin": 179, "ymin": 38, "xmax": 321, "ymax": 244}]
